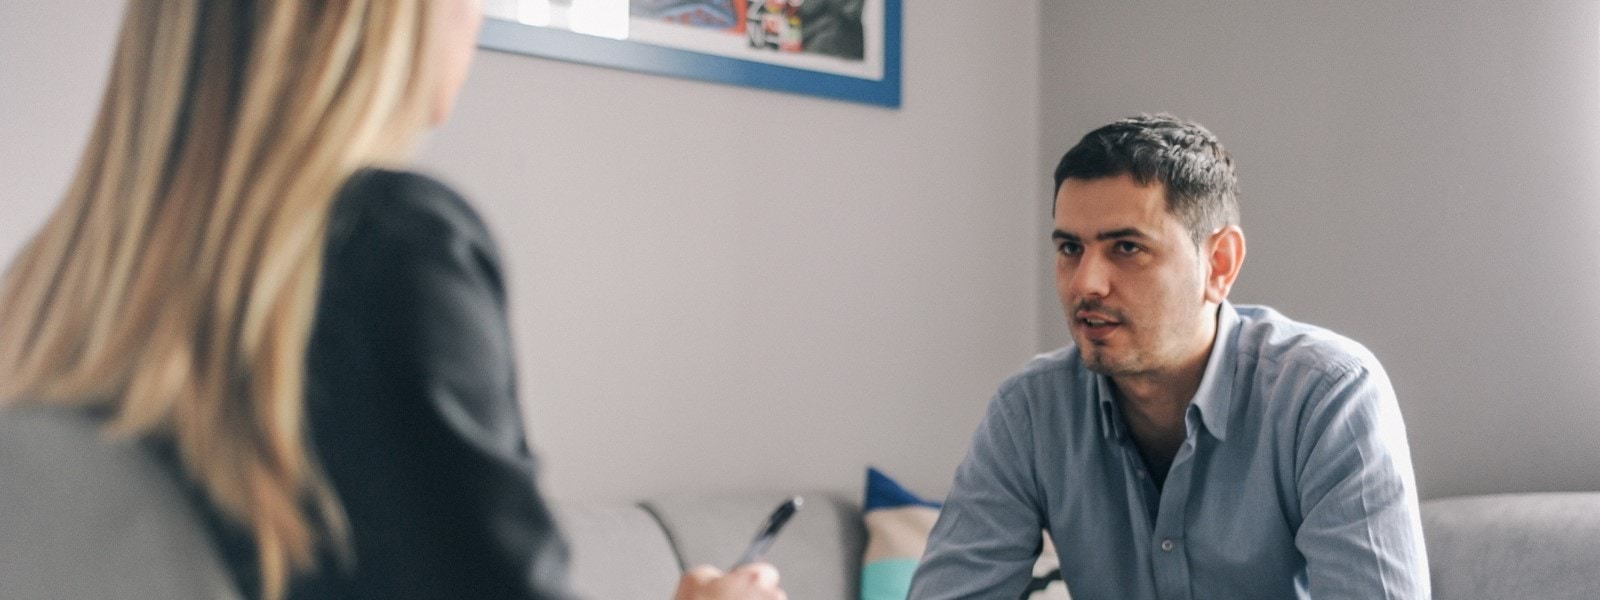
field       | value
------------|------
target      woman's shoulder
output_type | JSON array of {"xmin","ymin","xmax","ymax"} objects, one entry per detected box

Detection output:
[
  {"xmin": 330, "ymin": 168, "xmax": 491, "ymax": 244},
  {"xmin": 319, "ymin": 168, "xmax": 509, "ymax": 305},
  {"xmin": 325, "ymin": 168, "xmax": 500, "ymax": 262}
]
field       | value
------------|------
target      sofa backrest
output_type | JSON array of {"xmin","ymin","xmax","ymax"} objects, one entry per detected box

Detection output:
[
  {"xmin": 0, "ymin": 406, "xmax": 242, "ymax": 600},
  {"xmin": 1421, "ymin": 492, "xmax": 1600, "ymax": 600},
  {"xmin": 557, "ymin": 492, "xmax": 868, "ymax": 599},
  {"xmin": 645, "ymin": 492, "xmax": 868, "ymax": 600},
  {"xmin": 562, "ymin": 491, "xmax": 1600, "ymax": 600}
]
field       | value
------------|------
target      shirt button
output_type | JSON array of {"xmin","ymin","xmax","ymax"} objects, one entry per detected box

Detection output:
[
  {"xmin": 1136, "ymin": 470, "xmax": 1147, "ymax": 480},
  {"xmin": 1161, "ymin": 539, "xmax": 1176, "ymax": 552}
]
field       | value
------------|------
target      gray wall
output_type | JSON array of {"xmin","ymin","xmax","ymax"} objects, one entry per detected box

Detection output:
[
  {"xmin": 1039, "ymin": 1, "xmax": 1600, "ymax": 499},
  {"xmin": 0, "ymin": 2, "xmax": 1042, "ymax": 500}
]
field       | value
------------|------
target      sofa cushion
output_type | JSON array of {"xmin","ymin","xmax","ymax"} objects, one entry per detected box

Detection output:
[
  {"xmin": 550, "ymin": 501, "xmax": 684, "ymax": 599},
  {"xmin": 645, "ymin": 492, "xmax": 866, "ymax": 600},
  {"xmin": 1422, "ymin": 492, "xmax": 1600, "ymax": 600}
]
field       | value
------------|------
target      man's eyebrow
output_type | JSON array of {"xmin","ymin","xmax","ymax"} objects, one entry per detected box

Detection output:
[
  {"xmin": 1051, "ymin": 228, "xmax": 1150, "ymax": 242},
  {"xmin": 1051, "ymin": 229, "xmax": 1080, "ymax": 241},
  {"xmin": 1095, "ymin": 228, "xmax": 1149, "ymax": 241}
]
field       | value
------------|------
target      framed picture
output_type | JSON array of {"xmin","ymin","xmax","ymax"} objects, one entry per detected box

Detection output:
[{"xmin": 479, "ymin": 0, "xmax": 902, "ymax": 108}]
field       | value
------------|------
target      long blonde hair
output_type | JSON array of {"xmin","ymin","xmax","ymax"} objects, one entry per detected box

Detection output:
[{"xmin": 0, "ymin": 1, "xmax": 446, "ymax": 597}]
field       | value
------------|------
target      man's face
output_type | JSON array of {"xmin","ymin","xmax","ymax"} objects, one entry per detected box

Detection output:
[{"xmin": 1053, "ymin": 174, "xmax": 1212, "ymax": 377}]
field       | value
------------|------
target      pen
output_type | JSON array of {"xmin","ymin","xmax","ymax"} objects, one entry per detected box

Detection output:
[{"xmin": 732, "ymin": 496, "xmax": 804, "ymax": 568}]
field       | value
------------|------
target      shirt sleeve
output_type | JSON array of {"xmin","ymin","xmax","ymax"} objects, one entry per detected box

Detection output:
[
  {"xmin": 1292, "ymin": 363, "xmax": 1431, "ymax": 600},
  {"xmin": 305, "ymin": 171, "xmax": 578, "ymax": 600},
  {"xmin": 908, "ymin": 387, "xmax": 1044, "ymax": 600}
]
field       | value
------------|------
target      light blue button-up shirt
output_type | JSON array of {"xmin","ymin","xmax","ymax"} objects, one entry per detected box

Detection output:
[{"xmin": 909, "ymin": 302, "xmax": 1429, "ymax": 600}]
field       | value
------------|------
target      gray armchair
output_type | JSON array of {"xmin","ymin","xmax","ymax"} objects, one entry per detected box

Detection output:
[{"xmin": 0, "ymin": 406, "xmax": 241, "ymax": 600}]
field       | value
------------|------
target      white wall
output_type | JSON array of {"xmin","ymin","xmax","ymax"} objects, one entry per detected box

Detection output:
[
  {"xmin": 23, "ymin": 0, "xmax": 1590, "ymax": 506},
  {"xmin": 0, "ymin": 3, "xmax": 123, "ymax": 267},
  {"xmin": 0, "ymin": 2, "xmax": 1042, "ymax": 501},
  {"xmin": 1040, "ymin": 0, "xmax": 1600, "ymax": 499}
]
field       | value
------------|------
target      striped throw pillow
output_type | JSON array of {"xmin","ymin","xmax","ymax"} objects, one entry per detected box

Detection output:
[
  {"xmin": 860, "ymin": 467, "xmax": 942, "ymax": 599},
  {"xmin": 859, "ymin": 467, "xmax": 1070, "ymax": 600}
]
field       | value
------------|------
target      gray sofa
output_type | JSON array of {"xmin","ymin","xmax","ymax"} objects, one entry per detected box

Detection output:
[
  {"xmin": 559, "ymin": 491, "xmax": 1600, "ymax": 599},
  {"xmin": 3, "ymin": 407, "xmax": 1598, "ymax": 599}
]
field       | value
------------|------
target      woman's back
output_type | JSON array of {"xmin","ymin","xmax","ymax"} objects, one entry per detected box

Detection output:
[{"xmin": 195, "ymin": 169, "xmax": 574, "ymax": 599}]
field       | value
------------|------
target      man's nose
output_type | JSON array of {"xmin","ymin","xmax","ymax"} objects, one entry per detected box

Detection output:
[{"xmin": 1068, "ymin": 251, "xmax": 1112, "ymax": 299}]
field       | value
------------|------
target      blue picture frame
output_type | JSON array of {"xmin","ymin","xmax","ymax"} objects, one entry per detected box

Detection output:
[{"xmin": 478, "ymin": 1, "xmax": 901, "ymax": 108}]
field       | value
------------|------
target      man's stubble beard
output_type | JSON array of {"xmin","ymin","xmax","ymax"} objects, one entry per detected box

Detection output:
[{"xmin": 1079, "ymin": 336, "xmax": 1150, "ymax": 378}]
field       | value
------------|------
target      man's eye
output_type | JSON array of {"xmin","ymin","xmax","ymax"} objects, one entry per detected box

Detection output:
[
  {"xmin": 1114, "ymin": 241, "xmax": 1142, "ymax": 255},
  {"xmin": 1057, "ymin": 242, "xmax": 1083, "ymax": 256}
]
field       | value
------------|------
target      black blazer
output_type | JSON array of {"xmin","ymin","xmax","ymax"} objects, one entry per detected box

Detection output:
[{"xmin": 200, "ymin": 169, "xmax": 577, "ymax": 599}]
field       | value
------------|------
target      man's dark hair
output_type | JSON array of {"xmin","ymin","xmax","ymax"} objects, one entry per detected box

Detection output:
[{"xmin": 1053, "ymin": 113, "xmax": 1240, "ymax": 249}]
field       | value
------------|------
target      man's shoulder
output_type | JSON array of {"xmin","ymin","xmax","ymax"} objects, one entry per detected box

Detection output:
[
  {"xmin": 1231, "ymin": 304, "xmax": 1385, "ymax": 384},
  {"xmin": 973, "ymin": 346, "xmax": 1099, "ymax": 444},
  {"xmin": 1009, "ymin": 344, "xmax": 1083, "ymax": 382},
  {"xmin": 990, "ymin": 345, "xmax": 1091, "ymax": 408}
]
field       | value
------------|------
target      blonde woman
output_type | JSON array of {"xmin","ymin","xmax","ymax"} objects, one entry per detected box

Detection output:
[{"xmin": 0, "ymin": 1, "xmax": 784, "ymax": 599}]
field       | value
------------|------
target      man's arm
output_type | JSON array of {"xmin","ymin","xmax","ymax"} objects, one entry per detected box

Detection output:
[
  {"xmin": 1293, "ymin": 363, "xmax": 1431, "ymax": 599},
  {"xmin": 909, "ymin": 388, "xmax": 1044, "ymax": 600}
]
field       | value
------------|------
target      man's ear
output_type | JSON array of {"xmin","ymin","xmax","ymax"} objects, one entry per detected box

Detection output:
[{"xmin": 1203, "ymin": 226, "xmax": 1246, "ymax": 304}]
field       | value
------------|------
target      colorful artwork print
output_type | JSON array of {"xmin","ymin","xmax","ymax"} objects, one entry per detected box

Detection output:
[
  {"xmin": 479, "ymin": 0, "xmax": 899, "ymax": 107},
  {"xmin": 630, "ymin": 0, "xmax": 745, "ymax": 31},
  {"xmin": 631, "ymin": 0, "xmax": 865, "ymax": 60},
  {"xmin": 748, "ymin": 0, "xmax": 800, "ymax": 51}
]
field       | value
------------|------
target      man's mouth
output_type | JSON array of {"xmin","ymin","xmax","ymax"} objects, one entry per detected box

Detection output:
[
  {"xmin": 1074, "ymin": 310, "xmax": 1123, "ymax": 340},
  {"xmin": 1075, "ymin": 310, "xmax": 1122, "ymax": 326}
]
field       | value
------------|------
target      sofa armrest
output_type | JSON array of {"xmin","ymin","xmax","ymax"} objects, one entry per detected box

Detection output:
[
  {"xmin": 551, "ymin": 501, "xmax": 685, "ymax": 599},
  {"xmin": 1422, "ymin": 492, "xmax": 1600, "ymax": 600}
]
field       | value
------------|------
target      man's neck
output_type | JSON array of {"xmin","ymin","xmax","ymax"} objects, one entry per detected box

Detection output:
[
  {"xmin": 1112, "ymin": 367, "xmax": 1201, "ymax": 476},
  {"xmin": 1111, "ymin": 305, "xmax": 1222, "ymax": 478},
  {"xmin": 1113, "ymin": 362, "xmax": 1204, "ymax": 426},
  {"xmin": 1113, "ymin": 307, "xmax": 1219, "ymax": 419}
]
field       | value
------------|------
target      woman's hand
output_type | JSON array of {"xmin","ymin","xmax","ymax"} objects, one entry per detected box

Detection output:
[{"xmin": 672, "ymin": 563, "xmax": 786, "ymax": 600}]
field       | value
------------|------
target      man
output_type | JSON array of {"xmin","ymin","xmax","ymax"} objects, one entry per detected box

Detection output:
[{"xmin": 909, "ymin": 114, "xmax": 1429, "ymax": 599}]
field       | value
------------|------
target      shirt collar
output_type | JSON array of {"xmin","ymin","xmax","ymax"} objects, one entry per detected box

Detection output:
[{"xmin": 1095, "ymin": 301, "xmax": 1241, "ymax": 442}]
